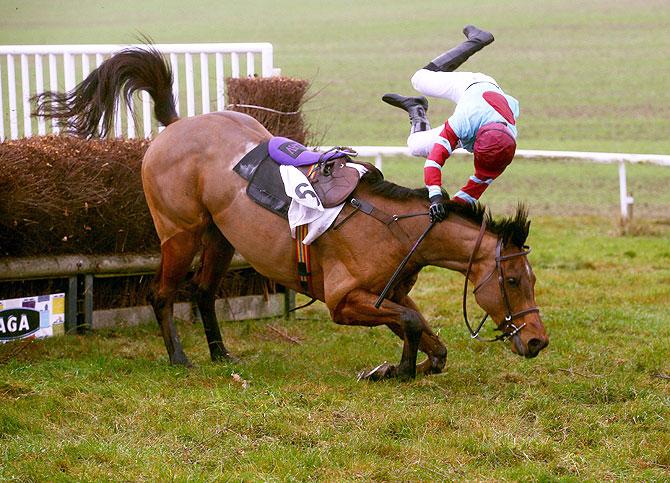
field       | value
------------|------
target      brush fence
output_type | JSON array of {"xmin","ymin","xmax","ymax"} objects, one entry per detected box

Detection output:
[{"xmin": 0, "ymin": 42, "xmax": 290, "ymax": 333}]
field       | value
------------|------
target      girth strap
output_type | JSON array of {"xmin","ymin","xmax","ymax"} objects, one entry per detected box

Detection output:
[{"xmin": 295, "ymin": 224, "xmax": 313, "ymax": 295}]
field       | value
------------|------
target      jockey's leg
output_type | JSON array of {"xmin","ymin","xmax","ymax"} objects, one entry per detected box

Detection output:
[
  {"xmin": 425, "ymin": 25, "xmax": 494, "ymax": 73},
  {"xmin": 383, "ymin": 25, "xmax": 497, "ymax": 157},
  {"xmin": 410, "ymin": 25, "xmax": 496, "ymax": 103},
  {"xmin": 411, "ymin": 70, "xmax": 496, "ymax": 104},
  {"xmin": 406, "ymin": 125, "xmax": 443, "ymax": 157},
  {"xmin": 382, "ymin": 93, "xmax": 431, "ymax": 135}
]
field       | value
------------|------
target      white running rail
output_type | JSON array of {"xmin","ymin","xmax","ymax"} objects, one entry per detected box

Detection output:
[
  {"xmin": 325, "ymin": 146, "xmax": 670, "ymax": 222},
  {"xmin": 0, "ymin": 42, "xmax": 274, "ymax": 140}
]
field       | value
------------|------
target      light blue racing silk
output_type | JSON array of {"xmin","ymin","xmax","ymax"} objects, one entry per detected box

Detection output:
[{"xmin": 447, "ymin": 82, "xmax": 519, "ymax": 152}]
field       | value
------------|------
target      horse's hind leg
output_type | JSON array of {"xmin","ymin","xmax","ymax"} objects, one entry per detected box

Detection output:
[
  {"xmin": 192, "ymin": 224, "xmax": 235, "ymax": 362},
  {"xmin": 150, "ymin": 230, "xmax": 200, "ymax": 366}
]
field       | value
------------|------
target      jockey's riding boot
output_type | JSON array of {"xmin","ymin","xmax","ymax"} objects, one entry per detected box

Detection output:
[
  {"xmin": 423, "ymin": 25, "xmax": 494, "ymax": 72},
  {"xmin": 382, "ymin": 93, "xmax": 431, "ymax": 133}
]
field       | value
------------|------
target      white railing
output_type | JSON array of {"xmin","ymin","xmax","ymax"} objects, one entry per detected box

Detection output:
[
  {"xmin": 327, "ymin": 146, "xmax": 670, "ymax": 222},
  {"xmin": 0, "ymin": 42, "xmax": 274, "ymax": 140}
]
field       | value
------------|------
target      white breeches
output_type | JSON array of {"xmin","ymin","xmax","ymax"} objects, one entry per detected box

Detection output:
[
  {"xmin": 405, "ymin": 69, "xmax": 497, "ymax": 157},
  {"xmin": 407, "ymin": 126, "xmax": 445, "ymax": 158},
  {"xmin": 410, "ymin": 69, "xmax": 497, "ymax": 103}
]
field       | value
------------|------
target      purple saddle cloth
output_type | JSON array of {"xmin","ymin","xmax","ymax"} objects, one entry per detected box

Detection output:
[{"xmin": 268, "ymin": 137, "xmax": 346, "ymax": 166}]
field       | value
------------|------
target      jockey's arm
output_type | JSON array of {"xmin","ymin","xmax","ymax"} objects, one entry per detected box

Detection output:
[
  {"xmin": 424, "ymin": 121, "xmax": 459, "ymax": 199},
  {"xmin": 424, "ymin": 120, "xmax": 494, "ymax": 206}
]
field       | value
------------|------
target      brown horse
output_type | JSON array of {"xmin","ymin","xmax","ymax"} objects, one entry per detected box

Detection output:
[{"xmin": 34, "ymin": 47, "xmax": 548, "ymax": 379}]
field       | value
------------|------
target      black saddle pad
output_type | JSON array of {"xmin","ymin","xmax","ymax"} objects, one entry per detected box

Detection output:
[{"xmin": 233, "ymin": 141, "xmax": 291, "ymax": 219}]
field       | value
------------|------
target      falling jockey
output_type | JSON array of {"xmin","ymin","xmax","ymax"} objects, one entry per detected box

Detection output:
[{"xmin": 383, "ymin": 25, "xmax": 519, "ymax": 222}]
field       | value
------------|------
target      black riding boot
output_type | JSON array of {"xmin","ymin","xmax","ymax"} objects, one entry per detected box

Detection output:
[
  {"xmin": 382, "ymin": 93, "xmax": 431, "ymax": 133},
  {"xmin": 423, "ymin": 25, "xmax": 494, "ymax": 72}
]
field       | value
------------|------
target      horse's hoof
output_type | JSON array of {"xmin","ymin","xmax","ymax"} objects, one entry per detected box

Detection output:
[
  {"xmin": 170, "ymin": 354, "xmax": 193, "ymax": 367},
  {"xmin": 357, "ymin": 362, "xmax": 396, "ymax": 381},
  {"xmin": 213, "ymin": 352, "xmax": 240, "ymax": 364}
]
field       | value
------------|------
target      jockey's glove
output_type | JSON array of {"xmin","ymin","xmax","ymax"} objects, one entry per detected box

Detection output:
[{"xmin": 429, "ymin": 194, "xmax": 447, "ymax": 223}]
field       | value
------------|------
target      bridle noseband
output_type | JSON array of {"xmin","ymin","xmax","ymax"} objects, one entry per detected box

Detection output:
[{"xmin": 463, "ymin": 218, "xmax": 540, "ymax": 342}]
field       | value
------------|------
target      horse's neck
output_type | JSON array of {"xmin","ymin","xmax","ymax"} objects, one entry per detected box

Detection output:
[{"xmin": 420, "ymin": 216, "xmax": 497, "ymax": 276}]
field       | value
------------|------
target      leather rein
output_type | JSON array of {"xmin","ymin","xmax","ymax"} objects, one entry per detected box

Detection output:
[
  {"xmin": 338, "ymin": 198, "xmax": 538, "ymax": 342},
  {"xmin": 463, "ymin": 218, "xmax": 540, "ymax": 342}
]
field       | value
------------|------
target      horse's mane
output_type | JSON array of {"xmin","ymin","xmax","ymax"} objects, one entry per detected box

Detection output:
[{"xmin": 359, "ymin": 165, "xmax": 530, "ymax": 247}]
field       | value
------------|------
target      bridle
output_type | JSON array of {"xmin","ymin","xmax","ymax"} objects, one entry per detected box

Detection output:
[
  {"xmin": 463, "ymin": 218, "xmax": 540, "ymax": 342},
  {"xmin": 364, "ymin": 200, "xmax": 540, "ymax": 338}
]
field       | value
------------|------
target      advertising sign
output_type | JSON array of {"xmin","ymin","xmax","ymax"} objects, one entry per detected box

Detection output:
[{"xmin": 0, "ymin": 293, "xmax": 65, "ymax": 343}]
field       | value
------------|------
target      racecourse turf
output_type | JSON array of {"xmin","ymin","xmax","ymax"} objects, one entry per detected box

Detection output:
[
  {"xmin": 1, "ymin": 212, "xmax": 669, "ymax": 480},
  {"xmin": 1, "ymin": 0, "xmax": 669, "ymax": 480}
]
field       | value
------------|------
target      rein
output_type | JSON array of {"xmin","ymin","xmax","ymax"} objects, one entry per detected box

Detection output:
[
  {"xmin": 339, "ymin": 198, "xmax": 538, "ymax": 343},
  {"xmin": 334, "ymin": 198, "xmax": 430, "ymax": 308},
  {"xmin": 463, "ymin": 218, "xmax": 540, "ymax": 342},
  {"xmin": 375, "ymin": 220, "xmax": 435, "ymax": 308}
]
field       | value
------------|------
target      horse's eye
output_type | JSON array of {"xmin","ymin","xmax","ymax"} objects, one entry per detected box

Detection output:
[{"xmin": 507, "ymin": 277, "xmax": 519, "ymax": 287}]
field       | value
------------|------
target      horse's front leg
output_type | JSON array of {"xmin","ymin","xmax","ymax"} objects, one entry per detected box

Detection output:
[
  {"xmin": 399, "ymin": 296, "xmax": 447, "ymax": 375},
  {"xmin": 330, "ymin": 289, "xmax": 426, "ymax": 380},
  {"xmin": 385, "ymin": 275, "xmax": 448, "ymax": 375}
]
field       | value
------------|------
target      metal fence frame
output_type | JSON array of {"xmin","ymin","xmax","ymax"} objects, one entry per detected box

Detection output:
[{"xmin": 0, "ymin": 253, "xmax": 293, "ymax": 333}]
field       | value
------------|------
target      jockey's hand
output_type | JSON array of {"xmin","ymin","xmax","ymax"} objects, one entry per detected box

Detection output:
[{"xmin": 429, "ymin": 194, "xmax": 447, "ymax": 223}]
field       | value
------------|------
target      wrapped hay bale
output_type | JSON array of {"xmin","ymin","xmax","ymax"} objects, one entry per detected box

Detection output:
[{"xmin": 226, "ymin": 76, "xmax": 313, "ymax": 145}]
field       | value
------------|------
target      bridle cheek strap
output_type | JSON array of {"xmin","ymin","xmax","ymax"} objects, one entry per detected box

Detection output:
[
  {"xmin": 462, "ymin": 219, "xmax": 490, "ymax": 340},
  {"xmin": 463, "ymin": 219, "xmax": 540, "ymax": 342}
]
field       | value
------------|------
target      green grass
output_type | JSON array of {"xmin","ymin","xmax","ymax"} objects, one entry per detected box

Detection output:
[
  {"xmin": 1, "ymin": 216, "xmax": 669, "ymax": 481},
  {"xmin": 1, "ymin": 161, "xmax": 669, "ymax": 480},
  {"xmin": 2, "ymin": 0, "xmax": 670, "ymax": 153},
  {"xmin": 2, "ymin": 1, "xmax": 670, "ymax": 480}
]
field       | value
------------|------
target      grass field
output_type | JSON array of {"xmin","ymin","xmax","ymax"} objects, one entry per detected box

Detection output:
[
  {"xmin": 1, "ymin": 161, "xmax": 669, "ymax": 480},
  {"xmin": 2, "ymin": 0, "xmax": 670, "ymax": 153},
  {"xmin": 1, "ymin": 1, "xmax": 670, "ymax": 480},
  {"xmin": 1, "ymin": 214, "xmax": 669, "ymax": 480}
]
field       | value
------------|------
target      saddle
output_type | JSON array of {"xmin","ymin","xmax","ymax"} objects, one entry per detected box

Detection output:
[{"xmin": 233, "ymin": 137, "xmax": 362, "ymax": 217}]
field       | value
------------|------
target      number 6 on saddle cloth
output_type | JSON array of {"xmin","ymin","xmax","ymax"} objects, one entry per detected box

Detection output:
[
  {"xmin": 234, "ymin": 137, "xmax": 363, "ymax": 297},
  {"xmin": 233, "ymin": 136, "xmax": 362, "ymax": 217}
]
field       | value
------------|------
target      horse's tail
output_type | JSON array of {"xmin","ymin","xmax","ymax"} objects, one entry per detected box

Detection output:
[{"xmin": 32, "ymin": 46, "xmax": 179, "ymax": 138}]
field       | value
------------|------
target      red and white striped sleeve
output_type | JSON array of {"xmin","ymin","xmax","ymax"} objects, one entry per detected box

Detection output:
[{"xmin": 424, "ymin": 121, "xmax": 459, "ymax": 198}]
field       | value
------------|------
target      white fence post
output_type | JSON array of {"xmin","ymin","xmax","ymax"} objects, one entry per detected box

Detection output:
[
  {"xmin": 7, "ymin": 53, "xmax": 18, "ymax": 139},
  {"xmin": 0, "ymin": 59, "xmax": 4, "ymax": 141},
  {"xmin": 618, "ymin": 160, "xmax": 635, "ymax": 222}
]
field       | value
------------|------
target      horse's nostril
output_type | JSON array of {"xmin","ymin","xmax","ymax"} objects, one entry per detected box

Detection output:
[{"xmin": 527, "ymin": 338, "xmax": 547, "ymax": 354}]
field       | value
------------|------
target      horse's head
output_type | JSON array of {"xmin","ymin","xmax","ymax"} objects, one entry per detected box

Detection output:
[{"xmin": 472, "ymin": 238, "xmax": 549, "ymax": 358}]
